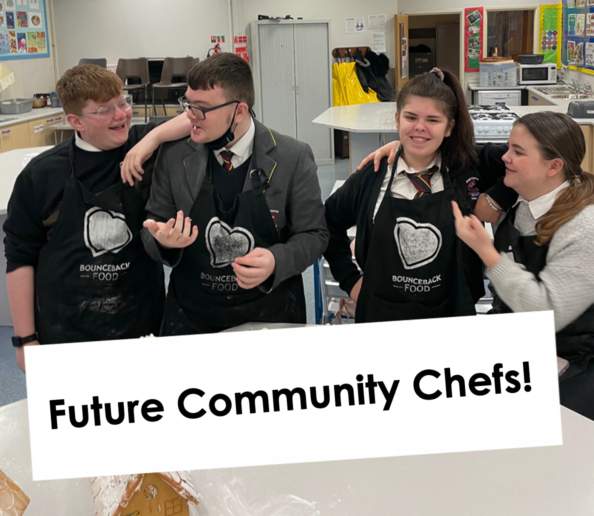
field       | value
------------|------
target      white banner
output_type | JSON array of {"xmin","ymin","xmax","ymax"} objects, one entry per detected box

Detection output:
[{"xmin": 26, "ymin": 311, "xmax": 562, "ymax": 481}]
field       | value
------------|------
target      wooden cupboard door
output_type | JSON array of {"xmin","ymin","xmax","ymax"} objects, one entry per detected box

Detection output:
[
  {"xmin": 527, "ymin": 93, "xmax": 554, "ymax": 106},
  {"xmin": 29, "ymin": 119, "xmax": 47, "ymax": 147},
  {"xmin": 580, "ymin": 125, "xmax": 592, "ymax": 173},
  {"xmin": 1, "ymin": 122, "xmax": 30, "ymax": 152},
  {"xmin": 131, "ymin": 107, "xmax": 147, "ymax": 118},
  {"xmin": 29, "ymin": 113, "xmax": 66, "ymax": 147},
  {"xmin": 165, "ymin": 106, "xmax": 185, "ymax": 117}
]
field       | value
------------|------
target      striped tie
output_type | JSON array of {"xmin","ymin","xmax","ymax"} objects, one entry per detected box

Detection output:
[
  {"xmin": 219, "ymin": 150, "xmax": 234, "ymax": 171},
  {"xmin": 407, "ymin": 165, "xmax": 439, "ymax": 199}
]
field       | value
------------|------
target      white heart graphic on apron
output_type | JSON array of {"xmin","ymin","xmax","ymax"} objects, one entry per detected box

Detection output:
[
  {"xmin": 84, "ymin": 207, "xmax": 133, "ymax": 258},
  {"xmin": 394, "ymin": 217, "xmax": 442, "ymax": 270},
  {"xmin": 206, "ymin": 217, "xmax": 255, "ymax": 268}
]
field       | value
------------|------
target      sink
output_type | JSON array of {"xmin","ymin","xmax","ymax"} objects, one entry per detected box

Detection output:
[
  {"xmin": 536, "ymin": 87, "xmax": 574, "ymax": 94},
  {"xmin": 0, "ymin": 117, "xmax": 16, "ymax": 122},
  {"xmin": 550, "ymin": 94, "xmax": 589, "ymax": 99}
]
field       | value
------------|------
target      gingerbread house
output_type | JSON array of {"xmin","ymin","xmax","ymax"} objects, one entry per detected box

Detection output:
[
  {"xmin": 91, "ymin": 471, "xmax": 199, "ymax": 516},
  {"xmin": 0, "ymin": 469, "xmax": 30, "ymax": 516}
]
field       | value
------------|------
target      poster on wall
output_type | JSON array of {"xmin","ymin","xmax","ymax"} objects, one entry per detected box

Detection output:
[
  {"xmin": 0, "ymin": 0, "xmax": 48, "ymax": 59},
  {"xmin": 540, "ymin": 4, "xmax": 561, "ymax": 66},
  {"xmin": 562, "ymin": 0, "xmax": 594, "ymax": 74},
  {"xmin": 464, "ymin": 7, "xmax": 483, "ymax": 72}
]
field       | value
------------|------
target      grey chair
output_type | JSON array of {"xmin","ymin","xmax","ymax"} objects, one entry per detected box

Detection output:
[
  {"xmin": 116, "ymin": 58, "xmax": 150, "ymax": 122},
  {"xmin": 152, "ymin": 57, "xmax": 195, "ymax": 116},
  {"xmin": 78, "ymin": 58, "xmax": 107, "ymax": 68}
]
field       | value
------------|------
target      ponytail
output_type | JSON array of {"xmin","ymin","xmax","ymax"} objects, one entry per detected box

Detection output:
[{"xmin": 536, "ymin": 172, "xmax": 594, "ymax": 245}]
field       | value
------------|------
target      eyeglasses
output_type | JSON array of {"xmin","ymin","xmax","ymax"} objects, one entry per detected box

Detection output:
[
  {"xmin": 78, "ymin": 95, "xmax": 133, "ymax": 120},
  {"xmin": 178, "ymin": 97, "xmax": 239, "ymax": 120}
]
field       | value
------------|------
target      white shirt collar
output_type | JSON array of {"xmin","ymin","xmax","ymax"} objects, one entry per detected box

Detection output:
[
  {"xmin": 214, "ymin": 117, "xmax": 254, "ymax": 162},
  {"xmin": 396, "ymin": 153, "xmax": 442, "ymax": 176},
  {"xmin": 75, "ymin": 131, "xmax": 103, "ymax": 152},
  {"xmin": 513, "ymin": 181, "xmax": 570, "ymax": 220}
]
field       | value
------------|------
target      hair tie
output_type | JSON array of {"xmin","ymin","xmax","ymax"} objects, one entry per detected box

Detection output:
[
  {"xmin": 429, "ymin": 67, "xmax": 445, "ymax": 81},
  {"xmin": 577, "ymin": 168, "xmax": 584, "ymax": 175}
]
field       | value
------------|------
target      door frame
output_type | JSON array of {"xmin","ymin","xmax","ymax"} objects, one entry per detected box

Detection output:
[
  {"xmin": 481, "ymin": 5, "xmax": 540, "ymax": 59},
  {"xmin": 402, "ymin": 10, "xmax": 466, "ymax": 87}
]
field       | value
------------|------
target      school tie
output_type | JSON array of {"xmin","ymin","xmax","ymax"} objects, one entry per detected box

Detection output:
[
  {"xmin": 407, "ymin": 165, "xmax": 439, "ymax": 199},
  {"xmin": 219, "ymin": 150, "xmax": 234, "ymax": 171}
]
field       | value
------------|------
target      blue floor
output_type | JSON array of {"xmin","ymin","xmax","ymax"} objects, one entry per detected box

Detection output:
[{"xmin": 0, "ymin": 158, "xmax": 351, "ymax": 407}]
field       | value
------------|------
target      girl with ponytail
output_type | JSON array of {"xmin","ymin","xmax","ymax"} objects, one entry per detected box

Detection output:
[
  {"xmin": 324, "ymin": 68, "xmax": 494, "ymax": 323},
  {"xmin": 453, "ymin": 111, "xmax": 594, "ymax": 420}
]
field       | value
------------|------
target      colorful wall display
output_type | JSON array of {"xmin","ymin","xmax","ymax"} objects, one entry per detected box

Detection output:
[
  {"xmin": 0, "ymin": 0, "xmax": 49, "ymax": 60},
  {"xmin": 464, "ymin": 7, "xmax": 484, "ymax": 72},
  {"xmin": 563, "ymin": 0, "xmax": 594, "ymax": 74},
  {"xmin": 540, "ymin": 5, "xmax": 562, "ymax": 67}
]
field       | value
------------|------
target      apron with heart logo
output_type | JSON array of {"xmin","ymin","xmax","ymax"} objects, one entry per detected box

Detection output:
[
  {"xmin": 35, "ymin": 173, "xmax": 165, "ymax": 344},
  {"xmin": 490, "ymin": 205, "xmax": 594, "ymax": 419},
  {"xmin": 162, "ymin": 161, "xmax": 306, "ymax": 335},
  {"xmin": 355, "ymin": 161, "xmax": 477, "ymax": 323}
]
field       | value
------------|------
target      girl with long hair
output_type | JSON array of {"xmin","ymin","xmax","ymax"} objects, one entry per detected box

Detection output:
[
  {"xmin": 324, "ymin": 68, "xmax": 504, "ymax": 323},
  {"xmin": 453, "ymin": 111, "xmax": 594, "ymax": 419}
]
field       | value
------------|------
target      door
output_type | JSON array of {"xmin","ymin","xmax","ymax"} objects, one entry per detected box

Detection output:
[
  {"xmin": 436, "ymin": 25, "xmax": 460, "ymax": 79},
  {"xmin": 394, "ymin": 15, "xmax": 409, "ymax": 92},
  {"xmin": 294, "ymin": 23, "xmax": 332, "ymax": 161},
  {"xmin": 258, "ymin": 23, "xmax": 297, "ymax": 138}
]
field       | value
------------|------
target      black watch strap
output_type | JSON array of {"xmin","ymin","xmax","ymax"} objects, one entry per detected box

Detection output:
[{"xmin": 12, "ymin": 332, "xmax": 38, "ymax": 348}]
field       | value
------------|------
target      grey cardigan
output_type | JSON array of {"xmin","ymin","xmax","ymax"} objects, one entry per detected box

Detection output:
[{"xmin": 142, "ymin": 118, "xmax": 329, "ymax": 291}]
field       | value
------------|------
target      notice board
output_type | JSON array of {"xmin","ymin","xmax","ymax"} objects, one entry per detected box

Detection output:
[{"xmin": 0, "ymin": 0, "xmax": 50, "ymax": 60}]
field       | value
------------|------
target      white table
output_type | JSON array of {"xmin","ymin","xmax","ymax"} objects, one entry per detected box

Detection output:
[
  {"xmin": 1, "ymin": 398, "xmax": 594, "ymax": 515},
  {"xmin": 0, "ymin": 147, "xmax": 53, "ymax": 326},
  {"xmin": 313, "ymin": 103, "xmax": 399, "ymax": 174}
]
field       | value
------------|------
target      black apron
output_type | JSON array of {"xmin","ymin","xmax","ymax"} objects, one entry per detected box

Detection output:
[
  {"xmin": 35, "ymin": 173, "xmax": 165, "ymax": 344},
  {"xmin": 161, "ymin": 162, "xmax": 306, "ymax": 336},
  {"xmin": 355, "ymin": 162, "xmax": 476, "ymax": 323},
  {"xmin": 491, "ymin": 205, "xmax": 594, "ymax": 420}
]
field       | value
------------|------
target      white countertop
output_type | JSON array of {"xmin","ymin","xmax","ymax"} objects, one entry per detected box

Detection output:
[
  {"xmin": 0, "ymin": 107, "xmax": 64, "ymax": 128},
  {"xmin": 1, "ymin": 398, "xmax": 594, "ymax": 516},
  {"xmin": 0, "ymin": 146, "xmax": 52, "ymax": 213},
  {"xmin": 312, "ymin": 102, "xmax": 398, "ymax": 133},
  {"xmin": 314, "ymin": 87, "xmax": 594, "ymax": 132},
  {"xmin": 468, "ymin": 83, "xmax": 527, "ymax": 91}
]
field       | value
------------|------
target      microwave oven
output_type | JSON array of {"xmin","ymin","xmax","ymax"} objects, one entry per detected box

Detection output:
[{"xmin": 517, "ymin": 63, "xmax": 557, "ymax": 85}]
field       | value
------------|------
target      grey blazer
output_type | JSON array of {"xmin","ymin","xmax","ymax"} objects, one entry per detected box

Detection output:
[{"xmin": 142, "ymin": 118, "xmax": 329, "ymax": 291}]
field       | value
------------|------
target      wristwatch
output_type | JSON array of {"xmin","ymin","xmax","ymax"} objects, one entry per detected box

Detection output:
[{"xmin": 12, "ymin": 332, "xmax": 38, "ymax": 348}]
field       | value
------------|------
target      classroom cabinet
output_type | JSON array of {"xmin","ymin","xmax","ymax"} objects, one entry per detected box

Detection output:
[
  {"xmin": 28, "ymin": 114, "xmax": 64, "ymax": 147},
  {"xmin": 527, "ymin": 92, "xmax": 554, "ymax": 106},
  {"xmin": 0, "ymin": 122, "xmax": 30, "ymax": 152},
  {"xmin": 249, "ymin": 20, "xmax": 333, "ymax": 164},
  {"xmin": 131, "ymin": 106, "xmax": 185, "ymax": 118}
]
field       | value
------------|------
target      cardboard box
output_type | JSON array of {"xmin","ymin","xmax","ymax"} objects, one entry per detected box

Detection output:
[{"xmin": 479, "ymin": 61, "xmax": 517, "ymax": 87}]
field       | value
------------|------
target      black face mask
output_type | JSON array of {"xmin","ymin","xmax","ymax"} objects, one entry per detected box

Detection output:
[{"xmin": 204, "ymin": 105, "xmax": 239, "ymax": 150}]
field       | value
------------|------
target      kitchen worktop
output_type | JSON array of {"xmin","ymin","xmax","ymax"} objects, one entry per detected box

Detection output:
[
  {"xmin": 0, "ymin": 107, "xmax": 64, "ymax": 128},
  {"xmin": 467, "ymin": 83, "xmax": 528, "ymax": 90}
]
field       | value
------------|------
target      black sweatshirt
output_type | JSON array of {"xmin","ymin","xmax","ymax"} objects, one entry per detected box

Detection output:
[{"xmin": 4, "ymin": 124, "xmax": 157, "ymax": 272}]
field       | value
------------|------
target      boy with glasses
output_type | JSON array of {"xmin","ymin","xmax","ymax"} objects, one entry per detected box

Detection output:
[
  {"xmin": 4, "ymin": 64, "xmax": 192, "ymax": 371},
  {"xmin": 125, "ymin": 53, "xmax": 328, "ymax": 335}
]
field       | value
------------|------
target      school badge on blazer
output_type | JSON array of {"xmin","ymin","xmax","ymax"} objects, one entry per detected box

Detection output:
[
  {"xmin": 206, "ymin": 217, "xmax": 255, "ymax": 268},
  {"xmin": 394, "ymin": 217, "xmax": 442, "ymax": 270},
  {"xmin": 83, "ymin": 207, "xmax": 133, "ymax": 258}
]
